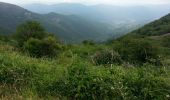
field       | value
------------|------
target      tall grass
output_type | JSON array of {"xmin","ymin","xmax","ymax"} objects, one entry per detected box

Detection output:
[{"xmin": 0, "ymin": 43, "xmax": 170, "ymax": 99}]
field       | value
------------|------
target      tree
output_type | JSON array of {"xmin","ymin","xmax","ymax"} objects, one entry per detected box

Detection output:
[
  {"xmin": 14, "ymin": 21, "xmax": 62, "ymax": 58},
  {"xmin": 15, "ymin": 21, "xmax": 47, "ymax": 47}
]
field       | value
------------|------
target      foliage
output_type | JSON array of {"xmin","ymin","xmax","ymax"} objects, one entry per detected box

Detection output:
[
  {"xmin": 82, "ymin": 40, "xmax": 95, "ymax": 45},
  {"xmin": 92, "ymin": 50, "xmax": 122, "ymax": 65},
  {"xmin": 0, "ymin": 53, "xmax": 37, "ymax": 88},
  {"xmin": 162, "ymin": 36, "xmax": 170, "ymax": 48},
  {"xmin": 113, "ymin": 38, "xmax": 161, "ymax": 65},
  {"xmin": 24, "ymin": 36, "xmax": 61, "ymax": 58},
  {"xmin": 123, "ymin": 66, "xmax": 170, "ymax": 99},
  {"xmin": 36, "ymin": 64, "xmax": 170, "ymax": 100},
  {"xmin": 43, "ymin": 65, "xmax": 128, "ymax": 100},
  {"xmin": 0, "ymin": 34, "xmax": 10, "ymax": 42},
  {"xmin": 0, "ymin": 11, "xmax": 170, "ymax": 100},
  {"xmin": 14, "ymin": 21, "xmax": 47, "ymax": 47},
  {"xmin": 14, "ymin": 21, "xmax": 62, "ymax": 57},
  {"xmin": 131, "ymin": 14, "xmax": 170, "ymax": 36},
  {"xmin": 0, "ymin": 43, "xmax": 170, "ymax": 99}
]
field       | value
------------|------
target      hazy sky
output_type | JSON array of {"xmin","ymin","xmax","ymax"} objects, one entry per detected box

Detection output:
[{"xmin": 0, "ymin": 0, "xmax": 170, "ymax": 6}]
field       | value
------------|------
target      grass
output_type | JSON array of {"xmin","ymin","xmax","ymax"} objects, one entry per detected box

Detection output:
[{"xmin": 0, "ymin": 42, "xmax": 170, "ymax": 99}]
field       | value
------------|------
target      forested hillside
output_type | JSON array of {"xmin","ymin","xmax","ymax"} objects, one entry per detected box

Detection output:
[{"xmin": 131, "ymin": 13, "xmax": 170, "ymax": 36}]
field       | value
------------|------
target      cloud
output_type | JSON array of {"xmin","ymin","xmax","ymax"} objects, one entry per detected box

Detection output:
[{"xmin": 1, "ymin": 0, "xmax": 170, "ymax": 5}]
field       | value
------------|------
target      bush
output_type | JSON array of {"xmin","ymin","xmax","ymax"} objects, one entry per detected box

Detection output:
[
  {"xmin": 82, "ymin": 40, "xmax": 95, "ymax": 45},
  {"xmin": 123, "ymin": 66, "xmax": 170, "ymax": 99},
  {"xmin": 162, "ymin": 36, "xmax": 170, "ymax": 48},
  {"xmin": 0, "ymin": 34, "xmax": 9, "ymax": 42},
  {"xmin": 92, "ymin": 50, "xmax": 122, "ymax": 65},
  {"xmin": 41, "ymin": 64, "xmax": 170, "ymax": 99},
  {"xmin": 114, "ymin": 38, "xmax": 161, "ymax": 65},
  {"xmin": 24, "ymin": 36, "xmax": 61, "ymax": 58},
  {"xmin": 14, "ymin": 21, "xmax": 61, "ymax": 58},
  {"xmin": 0, "ymin": 55, "xmax": 37, "ymax": 87},
  {"xmin": 14, "ymin": 21, "xmax": 47, "ymax": 47},
  {"xmin": 43, "ymin": 65, "xmax": 128, "ymax": 100}
]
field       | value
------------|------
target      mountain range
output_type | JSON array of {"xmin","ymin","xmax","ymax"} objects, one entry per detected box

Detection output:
[
  {"xmin": 23, "ymin": 3, "xmax": 170, "ymax": 25},
  {"xmin": 22, "ymin": 3, "xmax": 170, "ymax": 39},
  {"xmin": 0, "ymin": 2, "xmax": 113, "ymax": 42},
  {"xmin": 0, "ymin": 2, "xmax": 170, "ymax": 43}
]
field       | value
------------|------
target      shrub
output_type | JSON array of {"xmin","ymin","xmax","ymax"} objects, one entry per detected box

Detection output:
[
  {"xmin": 44, "ymin": 65, "xmax": 128, "ymax": 100},
  {"xmin": 0, "ymin": 55, "xmax": 37, "ymax": 87},
  {"xmin": 0, "ymin": 34, "xmax": 9, "ymax": 42},
  {"xmin": 14, "ymin": 21, "xmax": 47, "ymax": 47},
  {"xmin": 114, "ymin": 38, "xmax": 161, "ymax": 65},
  {"xmin": 123, "ymin": 66, "xmax": 170, "ymax": 99},
  {"xmin": 82, "ymin": 40, "xmax": 95, "ymax": 45},
  {"xmin": 24, "ymin": 36, "xmax": 61, "ymax": 58},
  {"xmin": 92, "ymin": 50, "xmax": 122, "ymax": 65},
  {"xmin": 14, "ymin": 21, "xmax": 61, "ymax": 58},
  {"xmin": 162, "ymin": 36, "xmax": 170, "ymax": 48}
]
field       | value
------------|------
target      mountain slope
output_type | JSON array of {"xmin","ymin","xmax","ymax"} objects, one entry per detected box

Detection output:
[
  {"xmin": 131, "ymin": 13, "xmax": 170, "ymax": 36},
  {"xmin": 0, "ymin": 2, "xmax": 111, "ymax": 42},
  {"xmin": 0, "ymin": 2, "xmax": 38, "ymax": 34}
]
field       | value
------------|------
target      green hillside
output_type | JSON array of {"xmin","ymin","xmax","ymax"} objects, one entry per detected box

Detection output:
[
  {"xmin": 131, "ymin": 13, "xmax": 170, "ymax": 36},
  {"xmin": 115, "ymin": 12, "xmax": 170, "ymax": 64}
]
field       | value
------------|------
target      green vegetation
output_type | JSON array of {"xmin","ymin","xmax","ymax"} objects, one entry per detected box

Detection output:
[
  {"xmin": 162, "ymin": 36, "xmax": 170, "ymax": 48},
  {"xmin": 92, "ymin": 49, "xmax": 122, "ymax": 65},
  {"xmin": 15, "ymin": 21, "xmax": 47, "ymax": 47},
  {"xmin": 0, "ymin": 14, "xmax": 170, "ymax": 99},
  {"xmin": 0, "ymin": 43, "xmax": 169, "ymax": 99},
  {"xmin": 113, "ymin": 38, "xmax": 161, "ymax": 65},
  {"xmin": 131, "ymin": 14, "xmax": 170, "ymax": 36},
  {"xmin": 14, "ymin": 21, "xmax": 61, "ymax": 58},
  {"xmin": 24, "ymin": 37, "xmax": 61, "ymax": 58}
]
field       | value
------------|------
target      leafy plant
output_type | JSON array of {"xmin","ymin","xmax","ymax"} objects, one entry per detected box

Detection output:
[
  {"xmin": 92, "ymin": 50, "xmax": 122, "ymax": 65},
  {"xmin": 24, "ymin": 36, "xmax": 61, "ymax": 58},
  {"xmin": 14, "ymin": 21, "xmax": 47, "ymax": 47},
  {"xmin": 0, "ymin": 54, "xmax": 37, "ymax": 87},
  {"xmin": 114, "ymin": 38, "xmax": 161, "ymax": 65}
]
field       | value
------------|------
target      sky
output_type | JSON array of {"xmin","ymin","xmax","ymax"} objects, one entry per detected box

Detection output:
[{"xmin": 0, "ymin": 0, "xmax": 170, "ymax": 6}]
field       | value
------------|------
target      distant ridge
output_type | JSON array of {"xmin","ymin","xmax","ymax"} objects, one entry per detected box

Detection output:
[
  {"xmin": 24, "ymin": 3, "xmax": 170, "ymax": 24},
  {"xmin": 0, "ymin": 2, "xmax": 112, "ymax": 42},
  {"xmin": 131, "ymin": 13, "xmax": 170, "ymax": 36}
]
